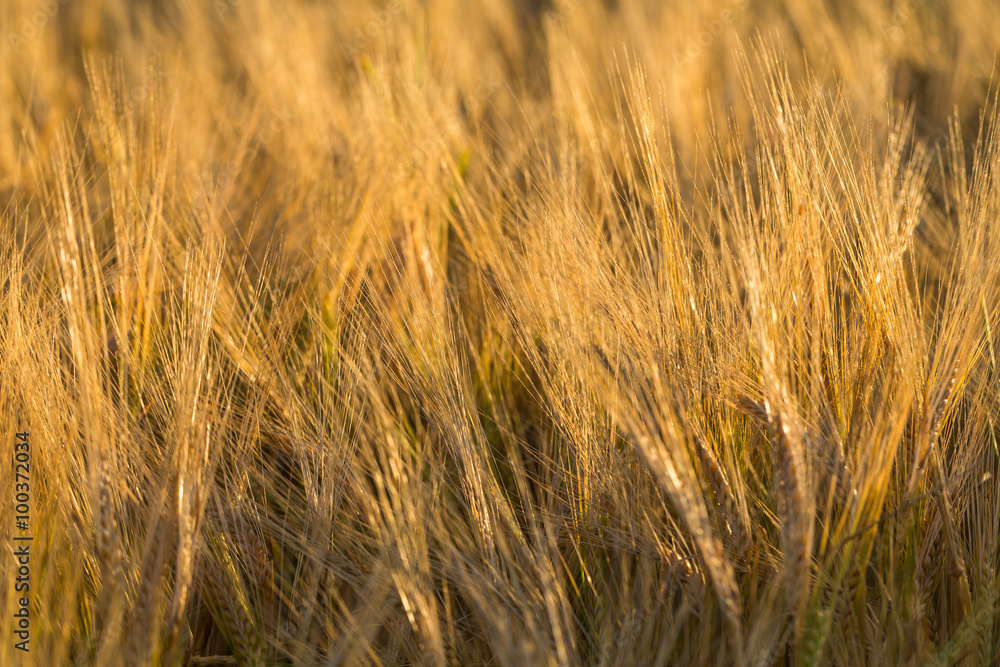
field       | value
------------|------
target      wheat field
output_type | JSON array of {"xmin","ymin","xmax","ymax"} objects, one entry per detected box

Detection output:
[{"xmin": 2, "ymin": 0, "xmax": 1000, "ymax": 665}]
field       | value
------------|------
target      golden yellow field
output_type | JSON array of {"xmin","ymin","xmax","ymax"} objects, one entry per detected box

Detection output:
[{"xmin": 3, "ymin": 0, "xmax": 1000, "ymax": 664}]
